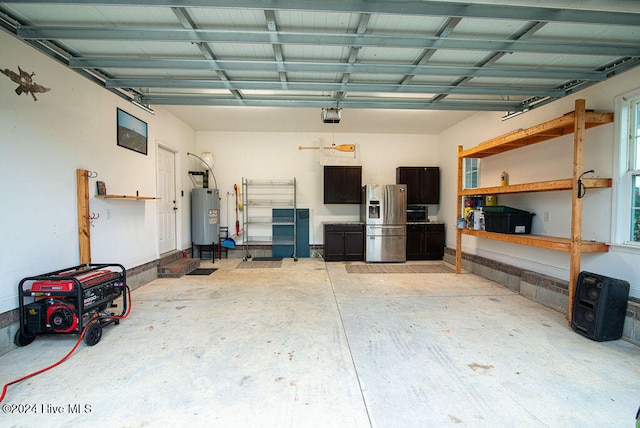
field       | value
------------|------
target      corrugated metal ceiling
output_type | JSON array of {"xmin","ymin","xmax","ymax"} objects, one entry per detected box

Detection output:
[{"xmin": 1, "ymin": 0, "xmax": 639, "ymax": 115}]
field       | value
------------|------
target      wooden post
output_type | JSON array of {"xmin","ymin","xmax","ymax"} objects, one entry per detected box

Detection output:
[
  {"xmin": 568, "ymin": 99, "xmax": 586, "ymax": 325},
  {"xmin": 456, "ymin": 145, "xmax": 463, "ymax": 274},
  {"xmin": 77, "ymin": 169, "xmax": 91, "ymax": 264}
]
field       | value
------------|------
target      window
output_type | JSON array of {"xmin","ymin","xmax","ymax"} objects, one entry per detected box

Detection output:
[
  {"xmin": 630, "ymin": 97, "xmax": 640, "ymax": 242},
  {"xmin": 463, "ymin": 158, "xmax": 479, "ymax": 189},
  {"xmin": 613, "ymin": 89, "xmax": 640, "ymax": 247}
]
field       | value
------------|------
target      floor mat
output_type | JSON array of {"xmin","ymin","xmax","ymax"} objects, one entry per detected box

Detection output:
[
  {"xmin": 186, "ymin": 268, "xmax": 218, "ymax": 276},
  {"xmin": 251, "ymin": 257, "xmax": 283, "ymax": 261},
  {"xmin": 237, "ymin": 260, "xmax": 282, "ymax": 269},
  {"xmin": 345, "ymin": 264, "xmax": 454, "ymax": 274}
]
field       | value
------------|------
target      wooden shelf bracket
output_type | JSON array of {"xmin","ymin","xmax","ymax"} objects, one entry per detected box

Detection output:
[{"xmin": 77, "ymin": 168, "xmax": 91, "ymax": 264}]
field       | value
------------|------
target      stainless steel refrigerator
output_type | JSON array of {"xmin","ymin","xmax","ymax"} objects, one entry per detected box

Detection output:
[{"xmin": 361, "ymin": 184, "xmax": 407, "ymax": 262}]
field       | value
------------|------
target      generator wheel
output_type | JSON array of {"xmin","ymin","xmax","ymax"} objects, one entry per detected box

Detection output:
[
  {"xmin": 84, "ymin": 323, "xmax": 103, "ymax": 346},
  {"xmin": 14, "ymin": 329, "xmax": 35, "ymax": 347}
]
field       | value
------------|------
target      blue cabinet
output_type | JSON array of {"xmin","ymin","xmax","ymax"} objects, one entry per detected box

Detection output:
[{"xmin": 272, "ymin": 209, "xmax": 310, "ymax": 258}]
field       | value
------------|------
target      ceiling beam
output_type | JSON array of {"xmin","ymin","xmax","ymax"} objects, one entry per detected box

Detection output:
[
  {"xmin": 335, "ymin": 13, "xmax": 370, "ymax": 103},
  {"xmin": 264, "ymin": 9, "xmax": 288, "ymax": 88},
  {"xmin": 400, "ymin": 17, "xmax": 462, "ymax": 86},
  {"xmin": 170, "ymin": 6, "xmax": 244, "ymax": 101},
  {"xmin": 431, "ymin": 20, "xmax": 547, "ymax": 104},
  {"xmin": 69, "ymin": 57, "xmax": 606, "ymax": 82},
  {"xmin": 18, "ymin": 26, "xmax": 640, "ymax": 57},
  {"xmin": 105, "ymin": 78, "xmax": 566, "ymax": 97},
  {"xmin": 3, "ymin": 0, "xmax": 639, "ymax": 26},
  {"xmin": 137, "ymin": 94, "xmax": 524, "ymax": 111}
]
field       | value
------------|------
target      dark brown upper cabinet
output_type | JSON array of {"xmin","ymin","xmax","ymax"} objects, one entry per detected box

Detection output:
[
  {"xmin": 324, "ymin": 166, "xmax": 362, "ymax": 204},
  {"xmin": 396, "ymin": 167, "xmax": 439, "ymax": 204}
]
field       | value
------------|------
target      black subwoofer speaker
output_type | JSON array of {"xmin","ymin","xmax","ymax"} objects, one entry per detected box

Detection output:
[{"xmin": 571, "ymin": 271, "xmax": 630, "ymax": 341}]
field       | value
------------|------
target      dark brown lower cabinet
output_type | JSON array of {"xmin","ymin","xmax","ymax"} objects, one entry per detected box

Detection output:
[
  {"xmin": 324, "ymin": 224, "xmax": 365, "ymax": 261},
  {"xmin": 406, "ymin": 223, "xmax": 445, "ymax": 260}
]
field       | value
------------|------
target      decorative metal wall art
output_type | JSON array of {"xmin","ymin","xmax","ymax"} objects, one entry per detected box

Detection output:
[{"xmin": 1, "ymin": 66, "xmax": 50, "ymax": 101}]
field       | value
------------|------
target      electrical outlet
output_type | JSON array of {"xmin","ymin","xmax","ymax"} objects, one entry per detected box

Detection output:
[
  {"xmin": 543, "ymin": 211, "xmax": 551, "ymax": 223},
  {"xmin": 106, "ymin": 209, "xmax": 111, "ymax": 220}
]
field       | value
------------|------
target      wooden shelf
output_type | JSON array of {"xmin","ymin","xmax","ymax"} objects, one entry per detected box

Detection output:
[
  {"xmin": 458, "ymin": 178, "xmax": 612, "ymax": 196},
  {"xmin": 459, "ymin": 229, "xmax": 609, "ymax": 253},
  {"xmin": 455, "ymin": 100, "xmax": 614, "ymax": 325},
  {"xmin": 96, "ymin": 194, "xmax": 159, "ymax": 200},
  {"xmin": 458, "ymin": 111, "xmax": 613, "ymax": 159}
]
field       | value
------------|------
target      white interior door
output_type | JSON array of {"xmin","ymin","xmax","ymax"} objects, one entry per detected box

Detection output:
[{"xmin": 158, "ymin": 146, "xmax": 177, "ymax": 254}]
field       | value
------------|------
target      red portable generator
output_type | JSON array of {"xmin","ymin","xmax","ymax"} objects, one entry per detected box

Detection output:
[{"xmin": 16, "ymin": 264, "xmax": 128, "ymax": 346}]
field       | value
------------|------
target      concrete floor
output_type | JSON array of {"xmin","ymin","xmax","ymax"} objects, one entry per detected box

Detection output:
[{"xmin": 1, "ymin": 258, "xmax": 638, "ymax": 427}]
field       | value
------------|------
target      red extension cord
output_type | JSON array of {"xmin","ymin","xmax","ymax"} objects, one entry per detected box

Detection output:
[{"xmin": 0, "ymin": 285, "xmax": 131, "ymax": 403}]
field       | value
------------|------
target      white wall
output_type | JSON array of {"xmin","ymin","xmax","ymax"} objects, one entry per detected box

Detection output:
[
  {"xmin": 0, "ymin": 32, "xmax": 197, "ymax": 314},
  {"xmin": 196, "ymin": 132, "xmax": 438, "ymax": 244},
  {"xmin": 438, "ymin": 67, "xmax": 640, "ymax": 298}
]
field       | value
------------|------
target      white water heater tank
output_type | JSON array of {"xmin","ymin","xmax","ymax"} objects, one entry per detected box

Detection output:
[{"xmin": 191, "ymin": 188, "xmax": 220, "ymax": 245}]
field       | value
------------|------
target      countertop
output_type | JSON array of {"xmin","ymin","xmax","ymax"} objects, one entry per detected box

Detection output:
[
  {"xmin": 323, "ymin": 221, "xmax": 445, "ymax": 225},
  {"xmin": 322, "ymin": 221, "xmax": 365, "ymax": 225}
]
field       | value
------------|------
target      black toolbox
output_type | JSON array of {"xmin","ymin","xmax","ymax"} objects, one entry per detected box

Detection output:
[{"xmin": 482, "ymin": 206, "xmax": 535, "ymax": 234}]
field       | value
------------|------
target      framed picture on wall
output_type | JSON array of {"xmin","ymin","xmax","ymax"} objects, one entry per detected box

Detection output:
[
  {"xmin": 117, "ymin": 108, "xmax": 148, "ymax": 155},
  {"xmin": 96, "ymin": 181, "xmax": 107, "ymax": 195}
]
